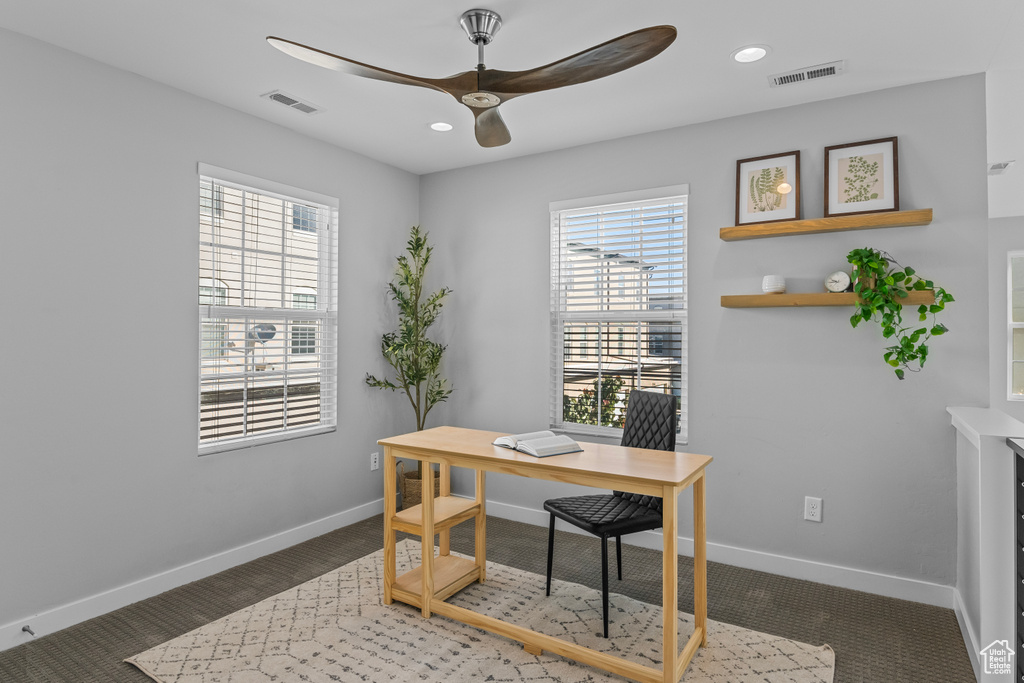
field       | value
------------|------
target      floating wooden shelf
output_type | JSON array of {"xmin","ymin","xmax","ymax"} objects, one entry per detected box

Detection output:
[
  {"xmin": 719, "ymin": 209, "xmax": 932, "ymax": 241},
  {"xmin": 391, "ymin": 495, "xmax": 480, "ymax": 535},
  {"xmin": 721, "ymin": 290, "xmax": 936, "ymax": 308}
]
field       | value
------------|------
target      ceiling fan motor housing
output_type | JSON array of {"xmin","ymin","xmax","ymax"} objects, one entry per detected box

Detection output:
[{"xmin": 460, "ymin": 9, "xmax": 502, "ymax": 45}]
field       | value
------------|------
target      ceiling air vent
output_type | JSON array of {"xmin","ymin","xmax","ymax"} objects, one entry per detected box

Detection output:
[
  {"xmin": 261, "ymin": 90, "xmax": 322, "ymax": 115},
  {"xmin": 768, "ymin": 60, "xmax": 845, "ymax": 88},
  {"xmin": 988, "ymin": 160, "xmax": 1015, "ymax": 175}
]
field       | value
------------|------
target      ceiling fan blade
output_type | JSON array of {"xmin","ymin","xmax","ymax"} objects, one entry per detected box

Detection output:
[
  {"xmin": 480, "ymin": 25, "xmax": 676, "ymax": 96},
  {"xmin": 267, "ymin": 36, "xmax": 475, "ymax": 96},
  {"xmin": 472, "ymin": 106, "xmax": 512, "ymax": 148}
]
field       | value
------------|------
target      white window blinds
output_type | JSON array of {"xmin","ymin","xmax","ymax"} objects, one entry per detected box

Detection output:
[
  {"xmin": 550, "ymin": 186, "xmax": 688, "ymax": 441},
  {"xmin": 197, "ymin": 164, "xmax": 338, "ymax": 453}
]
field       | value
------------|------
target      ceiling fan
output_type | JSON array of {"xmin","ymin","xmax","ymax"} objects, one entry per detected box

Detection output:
[{"xmin": 267, "ymin": 9, "xmax": 676, "ymax": 148}]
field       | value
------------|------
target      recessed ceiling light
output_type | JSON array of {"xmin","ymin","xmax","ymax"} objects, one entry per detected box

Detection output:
[
  {"xmin": 732, "ymin": 45, "xmax": 770, "ymax": 63},
  {"xmin": 430, "ymin": 122, "xmax": 453, "ymax": 132}
]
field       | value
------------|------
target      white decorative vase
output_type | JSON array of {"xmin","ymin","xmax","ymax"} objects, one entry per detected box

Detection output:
[{"xmin": 762, "ymin": 275, "xmax": 786, "ymax": 294}]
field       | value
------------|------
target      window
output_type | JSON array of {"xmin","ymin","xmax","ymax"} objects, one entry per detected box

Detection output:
[
  {"xmin": 198, "ymin": 163, "xmax": 338, "ymax": 453},
  {"xmin": 550, "ymin": 185, "xmax": 687, "ymax": 441},
  {"xmin": 292, "ymin": 291, "xmax": 316, "ymax": 309},
  {"xmin": 291, "ymin": 290, "xmax": 318, "ymax": 356},
  {"xmin": 291, "ymin": 326, "xmax": 317, "ymax": 355},
  {"xmin": 200, "ymin": 179, "xmax": 223, "ymax": 217},
  {"xmin": 1009, "ymin": 252, "xmax": 1024, "ymax": 399},
  {"xmin": 292, "ymin": 204, "xmax": 318, "ymax": 234},
  {"xmin": 200, "ymin": 280, "xmax": 228, "ymax": 359}
]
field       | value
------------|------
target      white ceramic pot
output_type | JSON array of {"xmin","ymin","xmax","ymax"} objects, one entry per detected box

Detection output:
[{"xmin": 762, "ymin": 274, "xmax": 786, "ymax": 294}]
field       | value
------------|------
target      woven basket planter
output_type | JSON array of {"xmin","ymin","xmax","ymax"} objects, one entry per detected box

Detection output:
[{"xmin": 397, "ymin": 462, "xmax": 440, "ymax": 510}]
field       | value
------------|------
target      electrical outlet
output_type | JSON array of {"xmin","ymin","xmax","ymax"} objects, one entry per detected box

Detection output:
[
  {"xmin": 370, "ymin": 452, "xmax": 380, "ymax": 471},
  {"xmin": 804, "ymin": 496, "xmax": 822, "ymax": 522}
]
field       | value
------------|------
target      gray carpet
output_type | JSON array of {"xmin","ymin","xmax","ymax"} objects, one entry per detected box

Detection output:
[{"xmin": 0, "ymin": 514, "xmax": 973, "ymax": 682}]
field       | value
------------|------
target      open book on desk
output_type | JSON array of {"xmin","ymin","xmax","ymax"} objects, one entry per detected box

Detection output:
[{"xmin": 492, "ymin": 430, "xmax": 583, "ymax": 457}]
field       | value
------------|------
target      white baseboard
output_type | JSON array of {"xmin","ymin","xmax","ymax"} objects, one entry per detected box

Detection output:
[
  {"xmin": 953, "ymin": 588, "xmax": 982, "ymax": 682},
  {"xmin": 0, "ymin": 498, "xmax": 384, "ymax": 653},
  {"xmin": 483, "ymin": 499, "xmax": 956, "ymax": 609}
]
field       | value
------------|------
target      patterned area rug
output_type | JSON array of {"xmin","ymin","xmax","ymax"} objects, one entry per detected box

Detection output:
[{"xmin": 127, "ymin": 539, "xmax": 834, "ymax": 682}]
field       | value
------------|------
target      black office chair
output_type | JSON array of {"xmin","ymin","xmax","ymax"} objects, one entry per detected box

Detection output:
[{"xmin": 543, "ymin": 389, "xmax": 678, "ymax": 637}]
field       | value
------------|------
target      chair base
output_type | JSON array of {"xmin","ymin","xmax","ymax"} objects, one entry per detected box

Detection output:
[{"xmin": 546, "ymin": 513, "xmax": 623, "ymax": 638}]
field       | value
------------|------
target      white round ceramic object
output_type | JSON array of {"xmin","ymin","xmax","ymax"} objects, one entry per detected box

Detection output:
[{"xmin": 762, "ymin": 274, "xmax": 786, "ymax": 294}]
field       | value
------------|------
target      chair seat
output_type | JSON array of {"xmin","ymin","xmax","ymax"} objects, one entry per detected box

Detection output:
[{"xmin": 544, "ymin": 494, "xmax": 663, "ymax": 538}]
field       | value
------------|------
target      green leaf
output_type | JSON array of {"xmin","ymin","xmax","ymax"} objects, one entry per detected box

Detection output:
[
  {"xmin": 904, "ymin": 266, "xmax": 915, "ymax": 277},
  {"xmin": 895, "ymin": 368, "xmax": 905, "ymax": 380}
]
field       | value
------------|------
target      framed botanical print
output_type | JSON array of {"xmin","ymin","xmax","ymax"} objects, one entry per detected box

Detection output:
[
  {"xmin": 735, "ymin": 150, "xmax": 800, "ymax": 225},
  {"xmin": 824, "ymin": 136, "xmax": 899, "ymax": 217}
]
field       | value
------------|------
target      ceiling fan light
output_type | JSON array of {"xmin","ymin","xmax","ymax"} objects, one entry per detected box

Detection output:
[
  {"xmin": 461, "ymin": 92, "xmax": 500, "ymax": 108},
  {"xmin": 732, "ymin": 45, "xmax": 770, "ymax": 63},
  {"xmin": 430, "ymin": 122, "xmax": 453, "ymax": 132}
]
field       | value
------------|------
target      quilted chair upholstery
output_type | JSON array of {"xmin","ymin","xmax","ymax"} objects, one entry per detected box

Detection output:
[{"xmin": 543, "ymin": 390, "xmax": 678, "ymax": 637}]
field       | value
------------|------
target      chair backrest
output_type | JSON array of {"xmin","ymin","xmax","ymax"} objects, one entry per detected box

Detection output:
[
  {"xmin": 619, "ymin": 390, "xmax": 678, "ymax": 452},
  {"xmin": 613, "ymin": 390, "xmax": 678, "ymax": 512}
]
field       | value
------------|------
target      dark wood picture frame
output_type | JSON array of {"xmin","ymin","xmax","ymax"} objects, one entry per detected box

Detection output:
[
  {"xmin": 735, "ymin": 150, "xmax": 801, "ymax": 226},
  {"xmin": 824, "ymin": 136, "xmax": 899, "ymax": 218}
]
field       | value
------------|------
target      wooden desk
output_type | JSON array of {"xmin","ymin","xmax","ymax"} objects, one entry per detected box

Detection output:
[{"xmin": 378, "ymin": 426, "xmax": 712, "ymax": 683}]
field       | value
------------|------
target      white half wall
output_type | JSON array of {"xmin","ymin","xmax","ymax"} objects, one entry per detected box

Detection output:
[{"xmin": 0, "ymin": 28, "xmax": 417, "ymax": 648}]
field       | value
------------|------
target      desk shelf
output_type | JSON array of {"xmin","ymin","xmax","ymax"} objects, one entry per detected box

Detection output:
[
  {"xmin": 391, "ymin": 495, "xmax": 480, "ymax": 535},
  {"xmin": 392, "ymin": 555, "xmax": 481, "ymax": 608}
]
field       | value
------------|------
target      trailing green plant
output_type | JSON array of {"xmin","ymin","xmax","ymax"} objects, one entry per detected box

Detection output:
[
  {"xmin": 366, "ymin": 226, "xmax": 453, "ymax": 437},
  {"xmin": 847, "ymin": 247, "xmax": 954, "ymax": 380}
]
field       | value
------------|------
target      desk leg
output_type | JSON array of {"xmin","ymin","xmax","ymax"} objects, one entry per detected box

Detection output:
[
  {"xmin": 693, "ymin": 472, "xmax": 707, "ymax": 647},
  {"xmin": 383, "ymin": 448, "xmax": 397, "ymax": 606},
  {"xmin": 439, "ymin": 462, "xmax": 451, "ymax": 557},
  {"xmin": 662, "ymin": 484, "xmax": 678, "ymax": 683},
  {"xmin": 475, "ymin": 469, "xmax": 486, "ymax": 583},
  {"xmin": 421, "ymin": 462, "xmax": 435, "ymax": 618}
]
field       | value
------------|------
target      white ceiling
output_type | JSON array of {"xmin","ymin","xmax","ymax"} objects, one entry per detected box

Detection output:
[{"xmin": 2, "ymin": 0, "xmax": 1020, "ymax": 175}]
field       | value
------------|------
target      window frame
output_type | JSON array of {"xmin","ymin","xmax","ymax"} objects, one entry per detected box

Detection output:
[
  {"xmin": 549, "ymin": 185, "xmax": 688, "ymax": 442},
  {"xmin": 197, "ymin": 163, "xmax": 339, "ymax": 455},
  {"xmin": 1008, "ymin": 251, "xmax": 1024, "ymax": 400}
]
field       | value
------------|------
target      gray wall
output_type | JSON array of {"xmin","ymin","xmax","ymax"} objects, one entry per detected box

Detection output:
[
  {"xmin": 421, "ymin": 74, "xmax": 989, "ymax": 585},
  {"xmin": 0, "ymin": 29, "xmax": 417, "ymax": 626}
]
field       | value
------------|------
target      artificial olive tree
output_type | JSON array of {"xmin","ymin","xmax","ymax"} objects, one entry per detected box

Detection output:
[{"xmin": 366, "ymin": 226, "xmax": 453, "ymax": 453}]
